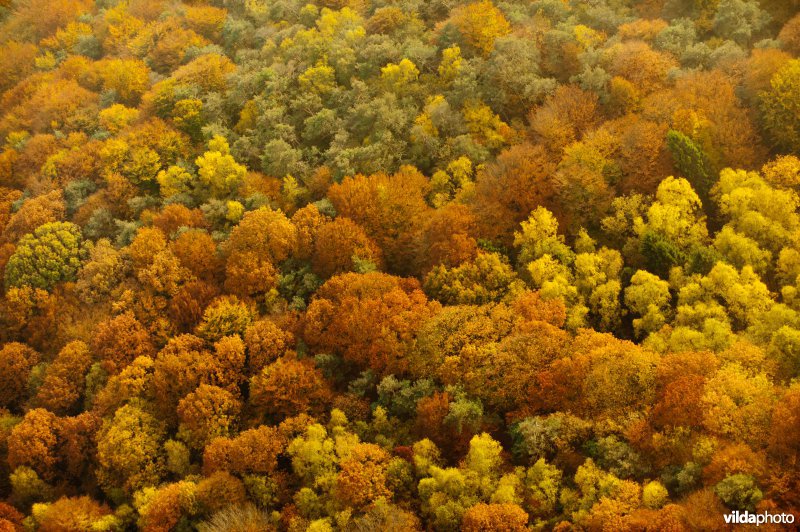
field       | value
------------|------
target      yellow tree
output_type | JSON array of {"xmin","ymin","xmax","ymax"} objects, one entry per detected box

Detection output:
[
  {"xmin": 96, "ymin": 404, "xmax": 166, "ymax": 498},
  {"xmin": 760, "ymin": 59, "xmax": 800, "ymax": 152},
  {"xmin": 449, "ymin": 1, "xmax": 511, "ymax": 56},
  {"xmin": 195, "ymin": 136, "xmax": 247, "ymax": 199}
]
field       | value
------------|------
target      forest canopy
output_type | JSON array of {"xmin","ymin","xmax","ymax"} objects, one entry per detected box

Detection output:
[{"xmin": 0, "ymin": 0, "xmax": 800, "ymax": 530}]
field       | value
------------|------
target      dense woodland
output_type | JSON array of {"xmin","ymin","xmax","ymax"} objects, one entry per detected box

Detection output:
[{"xmin": 0, "ymin": 0, "xmax": 800, "ymax": 529}]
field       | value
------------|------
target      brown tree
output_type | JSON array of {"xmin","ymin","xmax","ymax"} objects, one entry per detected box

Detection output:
[
  {"xmin": 92, "ymin": 312, "xmax": 156, "ymax": 375},
  {"xmin": 304, "ymin": 272, "xmax": 440, "ymax": 375},
  {"xmin": 471, "ymin": 144, "xmax": 558, "ymax": 245},
  {"xmin": 0, "ymin": 342, "xmax": 39, "ymax": 411},
  {"xmin": 249, "ymin": 356, "xmax": 333, "ymax": 420},
  {"xmin": 33, "ymin": 340, "xmax": 92, "ymax": 415},
  {"xmin": 311, "ymin": 217, "xmax": 383, "ymax": 278}
]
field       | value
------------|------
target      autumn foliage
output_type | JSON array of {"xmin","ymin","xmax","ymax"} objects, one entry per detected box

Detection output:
[{"xmin": 0, "ymin": 0, "xmax": 798, "ymax": 529}]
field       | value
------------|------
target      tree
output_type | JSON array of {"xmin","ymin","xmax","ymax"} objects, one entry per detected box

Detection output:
[
  {"xmin": 701, "ymin": 363, "xmax": 775, "ymax": 446},
  {"xmin": 196, "ymin": 296, "xmax": 255, "ymax": 342},
  {"xmin": 196, "ymin": 471, "xmax": 249, "ymax": 517},
  {"xmin": 0, "ymin": 41, "xmax": 37, "ymax": 94},
  {"xmin": 461, "ymin": 503, "xmax": 528, "ymax": 531},
  {"xmin": 152, "ymin": 334, "xmax": 212, "ymax": 424},
  {"xmin": 94, "ymin": 58, "xmax": 151, "ymax": 105},
  {"xmin": 168, "ymin": 280, "xmax": 219, "ymax": 333},
  {"xmin": 5, "ymin": 222, "xmax": 83, "ymax": 291},
  {"xmin": 224, "ymin": 207, "xmax": 296, "ymax": 296},
  {"xmin": 417, "ymin": 203, "xmax": 479, "ymax": 274},
  {"xmin": 0, "ymin": 502, "xmax": 24, "ymax": 530},
  {"xmin": 346, "ymin": 500, "xmax": 422, "ymax": 531},
  {"xmin": 311, "ymin": 217, "xmax": 383, "ymax": 278},
  {"xmin": 642, "ymin": 481, "xmax": 669, "ymax": 509},
  {"xmin": 712, "ymin": 0, "xmax": 769, "ymax": 46},
  {"xmin": 2, "ymin": 190, "xmax": 66, "ymax": 244},
  {"xmin": 157, "ymin": 165, "xmax": 194, "ymax": 198},
  {"xmin": 667, "ymin": 130, "xmax": 713, "ymax": 207},
  {"xmin": 335, "ymin": 443, "xmax": 393, "ymax": 509},
  {"xmin": 519, "ymin": 458, "xmax": 563, "ymax": 519},
  {"xmin": 203, "ymin": 425, "xmax": 286, "ymax": 477},
  {"xmin": 603, "ymin": 115, "xmax": 671, "ymax": 196},
  {"xmin": 224, "ymin": 248, "xmax": 279, "ymax": 299},
  {"xmin": 538, "ymin": 330, "xmax": 660, "ymax": 420},
  {"xmin": 171, "ymin": 230, "xmax": 221, "ymax": 282},
  {"xmin": 635, "ymin": 176, "xmax": 709, "ymax": 258},
  {"xmin": 551, "ymin": 130, "xmax": 618, "ymax": 234},
  {"xmin": 608, "ymin": 41, "xmax": 677, "ymax": 95},
  {"xmin": 303, "ymin": 272, "xmax": 440, "ymax": 375},
  {"xmin": 0, "ymin": 342, "xmax": 39, "ymax": 411},
  {"xmin": 7, "ymin": 408, "xmax": 60, "ymax": 483},
  {"xmin": 96, "ymin": 404, "xmax": 165, "ymax": 498},
  {"xmin": 249, "ymin": 356, "xmax": 333, "ymax": 420},
  {"xmin": 381, "ymin": 59, "xmax": 420, "ymax": 95},
  {"xmin": 196, "ymin": 136, "xmax": 247, "ymax": 199},
  {"xmin": 177, "ymin": 384, "xmax": 241, "ymax": 450},
  {"xmin": 186, "ymin": 5, "xmax": 228, "ymax": 41},
  {"xmin": 416, "ymin": 433, "xmax": 509, "ymax": 531},
  {"xmin": 462, "ymin": 100, "xmax": 511, "ymax": 150},
  {"xmin": 99, "ymin": 104, "xmax": 140, "ymax": 133},
  {"xmin": 513, "ymin": 207, "xmax": 574, "ymax": 270},
  {"xmin": 292, "ymin": 204, "xmax": 330, "ymax": 261},
  {"xmin": 30, "ymin": 496, "xmax": 115, "ymax": 532},
  {"xmin": 75, "ymin": 239, "xmax": 128, "ymax": 304},
  {"xmin": 714, "ymin": 474, "xmax": 762, "ymax": 512},
  {"xmin": 135, "ymin": 480, "xmax": 197, "ymax": 531},
  {"xmin": 481, "ymin": 35, "xmax": 557, "ymax": 116},
  {"xmin": 712, "ymin": 168, "xmax": 799, "ymax": 256},
  {"xmin": 529, "ymin": 85, "xmax": 600, "ymax": 154},
  {"xmin": 778, "ymin": 13, "xmax": 800, "ymax": 56},
  {"xmin": 209, "ymin": 335, "xmax": 247, "ymax": 393},
  {"xmin": 624, "ymin": 270, "xmax": 672, "ymax": 338},
  {"xmin": 449, "ymin": 1, "xmax": 511, "ymax": 56},
  {"xmin": 572, "ymin": 247, "xmax": 624, "ymax": 331},
  {"xmin": 652, "ymin": 351, "xmax": 719, "ymax": 428},
  {"xmin": 33, "ymin": 340, "xmax": 92, "ymax": 415},
  {"xmin": 244, "ymin": 319, "xmax": 295, "ymax": 374},
  {"xmin": 122, "ymin": 223, "xmax": 163, "ymax": 266},
  {"xmin": 171, "ymin": 53, "xmax": 236, "ymax": 92},
  {"xmin": 424, "ymin": 252, "xmax": 525, "ymax": 306},
  {"xmin": 762, "ymin": 155, "xmax": 800, "ymax": 190},
  {"xmin": 92, "ymin": 312, "xmax": 156, "ymax": 375},
  {"xmin": 197, "ymin": 504, "xmax": 275, "ymax": 532},
  {"xmin": 768, "ymin": 384, "xmax": 800, "ymax": 462},
  {"xmin": 471, "ymin": 144, "xmax": 558, "ymax": 245},
  {"xmin": 409, "ymin": 303, "xmax": 515, "ymax": 380},
  {"xmin": 327, "ymin": 168, "xmax": 431, "ymax": 275},
  {"xmin": 153, "ymin": 204, "xmax": 206, "ymax": 236},
  {"xmin": 5, "ymin": 0, "xmax": 92, "ymax": 41},
  {"xmin": 760, "ymin": 59, "xmax": 800, "ymax": 153},
  {"xmin": 86, "ymin": 355, "xmax": 151, "ymax": 417}
]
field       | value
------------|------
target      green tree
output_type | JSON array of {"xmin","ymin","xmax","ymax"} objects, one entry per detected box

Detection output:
[
  {"xmin": 5, "ymin": 222, "xmax": 83, "ymax": 290},
  {"xmin": 714, "ymin": 474, "xmax": 762, "ymax": 512},
  {"xmin": 666, "ymin": 130, "xmax": 713, "ymax": 208}
]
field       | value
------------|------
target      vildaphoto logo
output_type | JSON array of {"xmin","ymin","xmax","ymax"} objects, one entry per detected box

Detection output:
[{"xmin": 723, "ymin": 510, "xmax": 795, "ymax": 526}]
